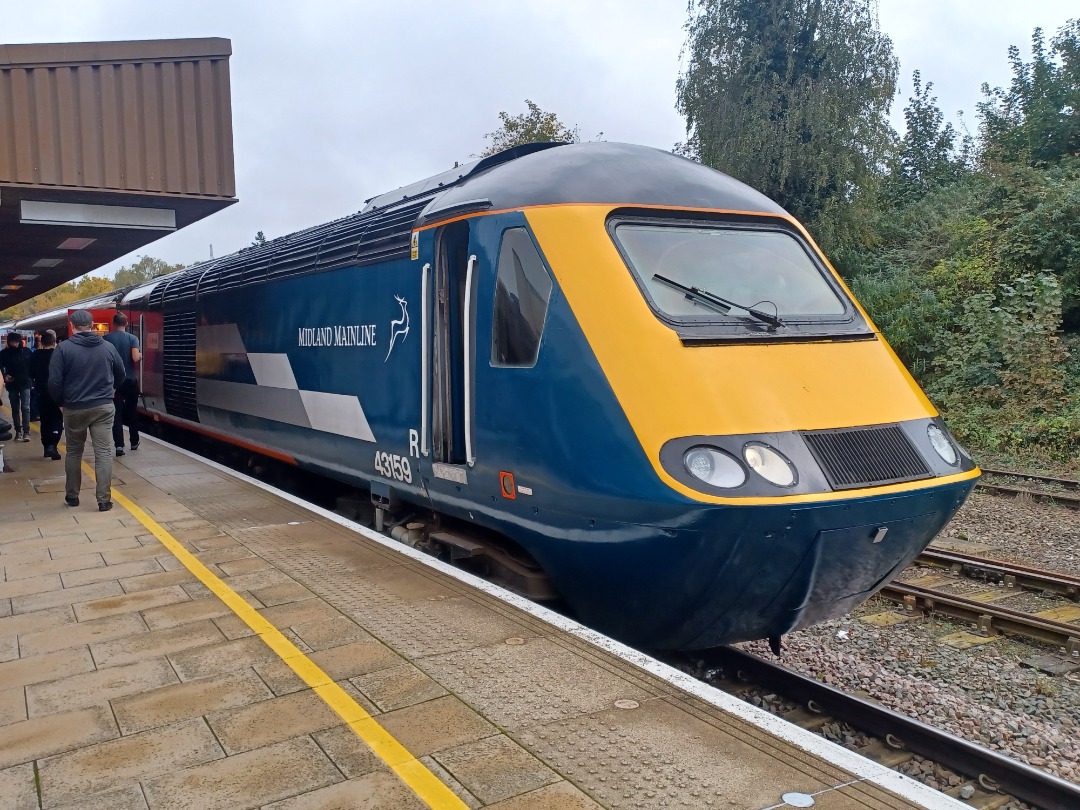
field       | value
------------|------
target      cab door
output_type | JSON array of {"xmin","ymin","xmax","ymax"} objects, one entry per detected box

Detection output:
[{"xmin": 428, "ymin": 219, "xmax": 476, "ymax": 470}]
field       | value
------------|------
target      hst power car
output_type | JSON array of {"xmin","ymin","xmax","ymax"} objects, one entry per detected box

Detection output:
[{"xmin": 32, "ymin": 142, "xmax": 981, "ymax": 650}]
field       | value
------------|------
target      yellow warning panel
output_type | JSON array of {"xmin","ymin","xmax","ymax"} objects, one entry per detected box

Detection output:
[
  {"xmin": 860, "ymin": 611, "xmax": 915, "ymax": 627},
  {"xmin": 938, "ymin": 631, "xmax": 1000, "ymax": 649},
  {"xmin": 1035, "ymin": 605, "xmax": 1080, "ymax": 622}
]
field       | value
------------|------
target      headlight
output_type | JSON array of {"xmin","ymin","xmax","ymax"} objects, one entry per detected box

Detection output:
[
  {"xmin": 743, "ymin": 442, "xmax": 797, "ymax": 487},
  {"xmin": 683, "ymin": 446, "xmax": 746, "ymax": 488},
  {"xmin": 927, "ymin": 424, "xmax": 958, "ymax": 466}
]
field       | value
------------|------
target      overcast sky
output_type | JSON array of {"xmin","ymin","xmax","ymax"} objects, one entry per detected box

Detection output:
[{"xmin": 4, "ymin": 0, "xmax": 1077, "ymax": 278}]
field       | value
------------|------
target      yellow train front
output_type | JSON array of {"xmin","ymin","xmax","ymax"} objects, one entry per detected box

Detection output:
[{"xmin": 431, "ymin": 142, "xmax": 979, "ymax": 651}]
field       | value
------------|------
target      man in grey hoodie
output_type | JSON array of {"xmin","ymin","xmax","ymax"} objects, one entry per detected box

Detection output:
[{"xmin": 49, "ymin": 310, "xmax": 125, "ymax": 511}]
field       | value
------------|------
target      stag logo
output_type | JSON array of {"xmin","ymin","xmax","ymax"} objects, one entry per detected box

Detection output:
[{"xmin": 384, "ymin": 295, "xmax": 409, "ymax": 361}]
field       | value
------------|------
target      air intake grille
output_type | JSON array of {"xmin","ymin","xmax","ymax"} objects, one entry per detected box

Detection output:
[
  {"xmin": 163, "ymin": 310, "xmax": 199, "ymax": 423},
  {"xmin": 802, "ymin": 424, "xmax": 931, "ymax": 490}
]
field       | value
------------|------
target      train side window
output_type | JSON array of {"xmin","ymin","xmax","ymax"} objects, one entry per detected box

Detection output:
[{"xmin": 491, "ymin": 228, "xmax": 553, "ymax": 368}]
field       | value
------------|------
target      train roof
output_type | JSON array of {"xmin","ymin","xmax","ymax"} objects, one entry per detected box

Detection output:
[
  {"xmin": 414, "ymin": 141, "xmax": 786, "ymax": 224},
  {"xmin": 99, "ymin": 142, "xmax": 789, "ymax": 309},
  {"xmin": 14, "ymin": 289, "xmax": 127, "ymax": 331}
]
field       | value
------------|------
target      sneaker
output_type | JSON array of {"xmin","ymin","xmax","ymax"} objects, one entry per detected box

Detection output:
[
  {"xmin": 98, "ymin": 502, "xmax": 113, "ymax": 512},
  {"xmin": 48, "ymin": 446, "xmax": 61, "ymax": 461},
  {"xmin": 130, "ymin": 441, "xmax": 140, "ymax": 451},
  {"xmin": 65, "ymin": 495, "xmax": 80, "ymax": 507},
  {"xmin": 18, "ymin": 432, "xmax": 30, "ymax": 442},
  {"xmin": 115, "ymin": 447, "xmax": 125, "ymax": 457}
]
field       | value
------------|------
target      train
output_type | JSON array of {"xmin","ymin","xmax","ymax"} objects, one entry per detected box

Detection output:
[{"xmin": 14, "ymin": 142, "xmax": 980, "ymax": 651}]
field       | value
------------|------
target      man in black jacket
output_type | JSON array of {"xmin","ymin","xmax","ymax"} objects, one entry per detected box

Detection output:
[
  {"xmin": 0, "ymin": 332, "xmax": 33, "ymax": 441},
  {"xmin": 30, "ymin": 330, "xmax": 63, "ymax": 460},
  {"xmin": 49, "ymin": 311, "xmax": 125, "ymax": 511}
]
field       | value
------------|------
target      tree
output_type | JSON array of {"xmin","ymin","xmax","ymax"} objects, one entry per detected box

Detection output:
[
  {"xmin": 886, "ymin": 71, "xmax": 970, "ymax": 201},
  {"xmin": 676, "ymin": 0, "xmax": 898, "ymax": 247},
  {"xmin": 112, "ymin": 255, "xmax": 185, "ymax": 288},
  {"xmin": 252, "ymin": 231, "xmax": 268, "ymax": 247},
  {"xmin": 0, "ymin": 256, "xmax": 184, "ymax": 320},
  {"xmin": 480, "ymin": 100, "xmax": 579, "ymax": 157},
  {"xmin": 978, "ymin": 20, "xmax": 1080, "ymax": 167}
]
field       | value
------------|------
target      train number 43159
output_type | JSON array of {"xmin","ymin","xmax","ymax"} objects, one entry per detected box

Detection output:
[{"xmin": 374, "ymin": 451, "xmax": 412, "ymax": 484}]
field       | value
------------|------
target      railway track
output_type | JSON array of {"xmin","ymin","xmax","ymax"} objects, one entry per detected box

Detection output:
[
  {"xmin": 917, "ymin": 548, "xmax": 1080, "ymax": 601},
  {"xmin": 876, "ymin": 548, "xmax": 1080, "ymax": 656},
  {"xmin": 672, "ymin": 646, "xmax": 1080, "ymax": 810},
  {"xmin": 878, "ymin": 581, "xmax": 1080, "ymax": 654},
  {"xmin": 881, "ymin": 549, "xmax": 1080, "ymax": 655},
  {"xmin": 976, "ymin": 468, "xmax": 1080, "ymax": 510}
]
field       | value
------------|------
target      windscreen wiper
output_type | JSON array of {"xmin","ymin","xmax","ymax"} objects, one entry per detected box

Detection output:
[{"xmin": 653, "ymin": 274, "xmax": 784, "ymax": 329}]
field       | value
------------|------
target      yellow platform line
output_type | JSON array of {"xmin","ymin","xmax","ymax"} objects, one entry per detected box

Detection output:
[{"xmin": 6, "ymin": 409, "xmax": 466, "ymax": 810}]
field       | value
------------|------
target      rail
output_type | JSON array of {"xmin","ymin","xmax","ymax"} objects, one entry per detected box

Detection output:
[
  {"xmin": 878, "ymin": 581, "xmax": 1080, "ymax": 651},
  {"xmin": 919, "ymin": 548, "xmax": 1080, "ymax": 600}
]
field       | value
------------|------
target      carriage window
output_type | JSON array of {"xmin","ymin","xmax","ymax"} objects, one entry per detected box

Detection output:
[{"xmin": 491, "ymin": 228, "xmax": 553, "ymax": 367}]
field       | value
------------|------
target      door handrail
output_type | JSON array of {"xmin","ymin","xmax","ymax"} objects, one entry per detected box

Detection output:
[
  {"xmin": 420, "ymin": 262, "xmax": 431, "ymax": 457},
  {"xmin": 463, "ymin": 254, "xmax": 477, "ymax": 467}
]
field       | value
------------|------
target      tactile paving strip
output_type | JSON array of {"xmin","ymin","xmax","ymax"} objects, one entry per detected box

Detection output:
[
  {"xmin": 231, "ymin": 529, "xmax": 537, "ymax": 658},
  {"xmin": 416, "ymin": 637, "xmax": 654, "ymax": 731}
]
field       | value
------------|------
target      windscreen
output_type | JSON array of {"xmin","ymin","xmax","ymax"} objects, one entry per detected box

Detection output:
[{"xmin": 614, "ymin": 223, "xmax": 847, "ymax": 323}]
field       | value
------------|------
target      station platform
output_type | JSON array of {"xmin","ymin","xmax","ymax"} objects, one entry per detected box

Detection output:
[{"xmin": 0, "ymin": 409, "xmax": 964, "ymax": 810}]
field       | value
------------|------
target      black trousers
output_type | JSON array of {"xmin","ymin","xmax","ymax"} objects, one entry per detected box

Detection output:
[
  {"xmin": 38, "ymin": 390, "xmax": 63, "ymax": 449},
  {"xmin": 112, "ymin": 378, "xmax": 140, "ymax": 449}
]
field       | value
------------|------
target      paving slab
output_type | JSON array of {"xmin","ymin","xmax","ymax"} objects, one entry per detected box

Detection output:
[
  {"xmin": 26, "ymin": 658, "xmax": 178, "ymax": 716},
  {"xmin": 0, "ymin": 762, "xmax": 39, "ymax": 810},
  {"xmin": 74, "ymin": 584, "xmax": 191, "ymax": 622},
  {"xmin": 141, "ymin": 737, "xmax": 343, "ymax": 810},
  {"xmin": 0, "ymin": 573, "xmax": 63, "ymax": 599},
  {"xmin": 18, "ymin": 611, "xmax": 148, "ymax": 657},
  {"xmin": 38, "ymin": 717, "xmax": 224, "ymax": 806},
  {"xmin": 433, "ymin": 734, "xmax": 561, "ymax": 805},
  {"xmin": 3, "ymin": 551, "xmax": 104, "ymax": 581},
  {"xmin": 12, "ymin": 580, "xmax": 123, "ymax": 614},
  {"xmin": 260, "ymin": 770, "xmax": 430, "ymax": 810},
  {"xmin": 0, "ymin": 685, "xmax": 28, "ymax": 725},
  {"xmin": 113, "ymin": 669, "xmax": 274, "ymax": 735},
  {"xmin": 207, "ymin": 689, "xmax": 344, "ymax": 755},
  {"xmin": 51, "ymin": 784, "xmax": 150, "ymax": 810},
  {"xmin": 0, "ymin": 605, "xmax": 76, "ymax": 638},
  {"xmin": 120, "ymin": 568, "xmax": 199, "ymax": 593},
  {"xmin": 485, "ymin": 781, "xmax": 603, "ymax": 809},
  {"xmin": 61, "ymin": 557, "xmax": 163, "ymax": 587},
  {"xmin": 90, "ymin": 619, "xmax": 225, "ymax": 668},
  {"xmin": 0, "ymin": 646, "xmax": 96, "ymax": 690},
  {"xmin": 0, "ymin": 704, "xmax": 118, "ymax": 769},
  {"xmin": 349, "ymin": 662, "xmax": 449, "ymax": 712},
  {"xmin": 168, "ymin": 634, "xmax": 283, "ymax": 681}
]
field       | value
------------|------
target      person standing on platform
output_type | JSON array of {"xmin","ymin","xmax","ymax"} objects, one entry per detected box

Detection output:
[
  {"xmin": 103, "ymin": 312, "xmax": 142, "ymax": 456},
  {"xmin": 0, "ymin": 332, "xmax": 32, "ymax": 441},
  {"xmin": 30, "ymin": 330, "xmax": 63, "ymax": 460},
  {"xmin": 49, "ymin": 310, "xmax": 124, "ymax": 511}
]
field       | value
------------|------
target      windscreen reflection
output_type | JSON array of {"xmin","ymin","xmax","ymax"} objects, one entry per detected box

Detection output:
[{"xmin": 615, "ymin": 224, "xmax": 846, "ymax": 321}]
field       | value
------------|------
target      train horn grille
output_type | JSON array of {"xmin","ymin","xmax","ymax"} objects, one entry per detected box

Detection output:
[{"xmin": 801, "ymin": 424, "xmax": 932, "ymax": 490}]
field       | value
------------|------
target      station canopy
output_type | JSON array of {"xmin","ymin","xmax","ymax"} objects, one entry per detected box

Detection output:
[{"xmin": 0, "ymin": 37, "xmax": 237, "ymax": 310}]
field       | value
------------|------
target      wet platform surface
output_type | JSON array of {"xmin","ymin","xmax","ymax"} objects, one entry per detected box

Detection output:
[{"xmin": 0, "ymin": 410, "xmax": 961, "ymax": 810}]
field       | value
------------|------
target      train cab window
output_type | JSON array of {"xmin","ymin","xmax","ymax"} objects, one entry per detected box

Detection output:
[
  {"xmin": 613, "ymin": 222, "xmax": 849, "ymax": 327},
  {"xmin": 491, "ymin": 228, "xmax": 553, "ymax": 367}
]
